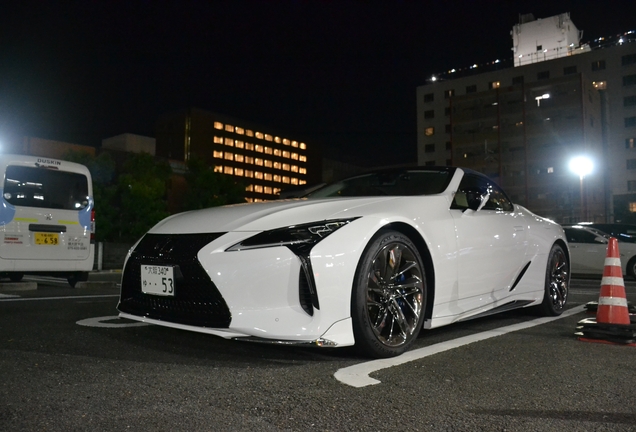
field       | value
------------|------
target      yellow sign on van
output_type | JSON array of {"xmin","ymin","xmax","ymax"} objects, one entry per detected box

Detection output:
[{"xmin": 35, "ymin": 233, "xmax": 59, "ymax": 245}]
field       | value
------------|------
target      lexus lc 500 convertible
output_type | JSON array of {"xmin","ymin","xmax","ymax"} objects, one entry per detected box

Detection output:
[{"xmin": 117, "ymin": 166, "xmax": 570, "ymax": 358}]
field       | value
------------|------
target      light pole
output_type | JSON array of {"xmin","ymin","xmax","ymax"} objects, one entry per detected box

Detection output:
[{"xmin": 569, "ymin": 156, "xmax": 593, "ymax": 222}]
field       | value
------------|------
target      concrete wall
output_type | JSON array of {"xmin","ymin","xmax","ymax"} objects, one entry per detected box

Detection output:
[{"xmin": 94, "ymin": 242, "xmax": 134, "ymax": 270}]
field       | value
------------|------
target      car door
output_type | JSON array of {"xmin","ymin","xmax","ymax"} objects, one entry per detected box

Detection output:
[
  {"xmin": 564, "ymin": 228, "xmax": 607, "ymax": 274},
  {"xmin": 450, "ymin": 173, "xmax": 528, "ymax": 308}
]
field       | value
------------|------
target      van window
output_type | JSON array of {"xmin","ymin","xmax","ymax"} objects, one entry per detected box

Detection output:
[{"xmin": 3, "ymin": 166, "xmax": 89, "ymax": 210}]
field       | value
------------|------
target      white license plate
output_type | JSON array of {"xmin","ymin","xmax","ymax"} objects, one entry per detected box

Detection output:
[{"xmin": 141, "ymin": 265, "xmax": 175, "ymax": 296}]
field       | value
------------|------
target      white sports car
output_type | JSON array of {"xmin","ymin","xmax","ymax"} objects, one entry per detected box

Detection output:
[{"xmin": 117, "ymin": 167, "xmax": 570, "ymax": 358}]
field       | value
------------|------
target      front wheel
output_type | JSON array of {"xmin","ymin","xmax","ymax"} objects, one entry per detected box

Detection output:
[
  {"xmin": 9, "ymin": 272, "xmax": 23, "ymax": 282},
  {"xmin": 539, "ymin": 244, "xmax": 569, "ymax": 316},
  {"xmin": 351, "ymin": 230, "xmax": 427, "ymax": 358}
]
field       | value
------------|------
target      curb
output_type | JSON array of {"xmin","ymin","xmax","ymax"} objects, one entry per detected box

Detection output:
[{"xmin": 0, "ymin": 282, "xmax": 37, "ymax": 291}]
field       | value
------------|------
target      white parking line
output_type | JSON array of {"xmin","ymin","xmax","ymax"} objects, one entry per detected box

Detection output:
[
  {"xmin": 0, "ymin": 294, "xmax": 119, "ymax": 302},
  {"xmin": 334, "ymin": 305, "xmax": 586, "ymax": 388},
  {"xmin": 0, "ymin": 293, "xmax": 20, "ymax": 299}
]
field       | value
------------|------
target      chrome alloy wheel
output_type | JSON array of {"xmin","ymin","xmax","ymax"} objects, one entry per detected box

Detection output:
[
  {"xmin": 547, "ymin": 247, "xmax": 569, "ymax": 312},
  {"xmin": 364, "ymin": 242, "xmax": 425, "ymax": 348}
]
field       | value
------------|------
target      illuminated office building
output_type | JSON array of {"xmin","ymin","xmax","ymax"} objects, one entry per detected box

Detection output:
[{"xmin": 156, "ymin": 108, "xmax": 312, "ymax": 202}]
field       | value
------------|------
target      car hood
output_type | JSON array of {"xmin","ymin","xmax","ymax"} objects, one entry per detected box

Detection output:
[{"xmin": 149, "ymin": 196, "xmax": 402, "ymax": 234}]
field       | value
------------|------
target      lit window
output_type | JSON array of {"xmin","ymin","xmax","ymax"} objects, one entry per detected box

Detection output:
[
  {"xmin": 245, "ymin": 197, "xmax": 254, "ymax": 203},
  {"xmin": 214, "ymin": 166, "xmax": 223, "ymax": 173},
  {"xmin": 235, "ymin": 168, "xmax": 244, "ymax": 176},
  {"xmin": 516, "ymin": 121, "xmax": 523, "ymax": 126},
  {"xmin": 299, "ymin": 143, "xmax": 306, "ymax": 150},
  {"xmin": 225, "ymin": 138, "xmax": 233, "ymax": 146},
  {"xmin": 264, "ymin": 134, "xmax": 273, "ymax": 141},
  {"xmin": 299, "ymin": 155, "xmax": 307, "ymax": 162},
  {"xmin": 425, "ymin": 127, "xmax": 435, "ymax": 136},
  {"xmin": 274, "ymin": 162, "xmax": 282, "ymax": 170},
  {"xmin": 264, "ymin": 173, "xmax": 272, "ymax": 181},
  {"xmin": 283, "ymin": 163, "xmax": 290, "ymax": 171},
  {"xmin": 290, "ymin": 141, "xmax": 296, "ymax": 147},
  {"xmin": 274, "ymin": 149, "xmax": 282, "ymax": 157},
  {"xmin": 283, "ymin": 151, "xmax": 290, "ymax": 158},
  {"xmin": 264, "ymin": 186, "xmax": 272, "ymax": 194},
  {"xmin": 225, "ymin": 124, "xmax": 234, "ymax": 132},
  {"xmin": 224, "ymin": 153, "xmax": 233, "ymax": 160},
  {"xmin": 630, "ymin": 201, "xmax": 636, "ymax": 211},
  {"xmin": 299, "ymin": 180, "xmax": 306, "ymax": 185},
  {"xmin": 245, "ymin": 156, "xmax": 254, "ymax": 164},
  {"xmin": 264, "ymin": 146, "xmax": 273, "ymax": 154},
  {"xmin": 214, "ymin": 136, "xmax": 223, "ymax": 144},
  {"xmin": 283, "ymin": 139, "xmax": 290, "ymax": 145},
  {"xmin": 291, "ymin": 178, "xmax": 299, "ymax": 185},
  {"xmin": 274, "ymin": 174, "xmax": 281, "ymax": 182},
  {"xmin": 224, "ymin": 166, "xmax": 233, "ymax": 174},
  {"xmin": 291, "ymin": 153, "xmax": 298, "ymax": 160},
  {"xmin": 547, "ymin": 167, "xmax": 554, "ymax": 173},
  {"xmin": 593, "ymin": 81, "xmax": 607, "ymax": 90},
  {"xmin": 245, "ymin": 170, "xmax": 253, "ymax": 178},
  {"xmin": 213, "ymin": 150, "xmax": 223, "ymax": 158},
  {"xmin": 490, "ymin": 81, "xmax": 500, "ymax": 89},
  {"xmin": 274, "ymin": 136, "xmax": 281, "ymax": 143},
  {"xmin": 255, "ymin": 132, "xmax": 264, "ymax": 139},
  {"xmin": 282, "ymin": 176, "xmax": 290, "ymax": 184},
  {"xmin": 264, "ymin": 160, "xmax": 272, "ymax": 168},
  {"xmin": 255, "ymin": 185, "xmax": 263, "ymax": 193},
  {"xmin": 626, "ymin": 138, "xmax": 636, "ymax": 149},
  {"xmin": 255, "ymin": 158, "xmax": 263, "ymax": 166},
  {"xmin": 235, "ymin": 127, "xmax": 244, "ymax": 135},
  {"xmin": 235, "ymin": 140, "xmax": 244, "ymax": 149},
  {"xmin": 246, "ymin": 184, "xmax": 254, "ymax": 192},
  {"xmin": 255, "ymin": 171, "xmax": 263, "ymax": 179},
  {"xmin": 299, "ymin": 167, "xmax": 307, "ymax": 174},
  {"xmin": 291, "ymin": 165, "xmax": 298, "ymax": 173},
  {"xmin": 246, "ymin": 130, "xmax": 254, "ymax": 137},
  {"xmin": 245, "ymin": 142, "xmax": 254, "ymax": 151},
  {"xmin": 214, "ymin": 122, "xmax": 223, "ymax": 130},
  {"xmin": 255, "ymin": 145, "xmax": 263, "ymax": 153},
  {"xmin": 235, "ymin": 154, "xmax": 244, "ymax": 162},
  {"xmin": 273, "ymin": 187, "xmax": 281, "ymax": 194}
]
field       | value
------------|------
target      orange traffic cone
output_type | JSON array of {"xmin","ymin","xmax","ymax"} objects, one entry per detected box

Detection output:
[
  {"xmin": 596, "ymin": 237, "xmax": 631, "ymax": 325},
  {"xmin": 575, "ymin": 237, "xmax": 636, "ymax": 346}
]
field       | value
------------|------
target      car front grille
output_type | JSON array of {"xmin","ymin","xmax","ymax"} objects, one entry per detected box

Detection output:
[{"xmin": 117, "ymin": 232, "xmax": 231, "ymax": 328}]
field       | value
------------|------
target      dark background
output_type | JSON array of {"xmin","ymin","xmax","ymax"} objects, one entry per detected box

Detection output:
[{"xmin": 1, "ymin": 1, "xmax": 635, "ymax": 165}]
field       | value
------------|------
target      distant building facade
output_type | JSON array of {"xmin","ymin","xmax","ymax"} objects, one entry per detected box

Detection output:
[
  {"xmin": 156, "ymin": 108, "xmax": 318, "ymax": 202},
  {"xmin": 416, "ymin": 12, "xmax": 636, "ymax": 224},
  {"xmin": 102, "ymin": 133, "xmax": 156, "ymax": 155}
]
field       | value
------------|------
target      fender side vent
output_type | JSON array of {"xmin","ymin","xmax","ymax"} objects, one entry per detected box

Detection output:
[
  {"xmin": 299, "ymin": 268, "xmax": 314, "ymax": 316},
  {"xmin": 510, "ymin": 261, "xmax": 532, "ymax": 291}
]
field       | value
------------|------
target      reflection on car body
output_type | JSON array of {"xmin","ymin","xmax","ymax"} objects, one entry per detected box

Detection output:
[{"xmin": 118, "ymin": 166, "xmax": 569, "ymax": 358}]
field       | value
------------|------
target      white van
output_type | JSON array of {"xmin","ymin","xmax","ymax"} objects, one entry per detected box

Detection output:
[{"xmin": 0, "ymin": 154, "xmax": 95, "ymax": 286}]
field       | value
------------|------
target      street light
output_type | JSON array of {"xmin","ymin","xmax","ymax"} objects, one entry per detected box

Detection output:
[{"xmin": 569, "ymin": 156, "xmax": 593, "ymax": 222}]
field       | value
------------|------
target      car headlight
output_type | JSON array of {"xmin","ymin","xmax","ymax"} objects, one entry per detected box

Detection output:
[{"xmin": 226, "ymin": 218, "xmax": 359, "ymax": 253}]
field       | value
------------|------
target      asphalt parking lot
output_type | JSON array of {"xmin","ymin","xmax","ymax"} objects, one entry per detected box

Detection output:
[{"xmin": 1, "ymin": 274, "xmax": 635, "ymax": 431}]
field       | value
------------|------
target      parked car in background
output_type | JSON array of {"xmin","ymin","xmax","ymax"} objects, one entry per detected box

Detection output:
[
  {"xmin": 563, "ymin": 225, "xmax": 636, "ymax": 278},
  {"xmin": 578, "ymin": 223, "xmax": 636, "ymax": 243}
]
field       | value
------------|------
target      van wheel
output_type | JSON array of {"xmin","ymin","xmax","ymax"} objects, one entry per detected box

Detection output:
[
  {"xmin": 9, "ymin": 273, "xmax": 23, "ymax": 282},
  {"xmin": 68, "ymin": 272, "xmax": 89, "ymax": 288}
]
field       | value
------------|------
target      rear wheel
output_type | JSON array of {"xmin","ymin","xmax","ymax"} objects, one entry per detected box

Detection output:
[
  {"xmin": 539, "ymin": 244, "xmax": 569, "ymax": 316},
  {"xmin": 68, "ymin": 272, "xmax": 89, "ymax": 288},
  {"xmin": 351, "ymin": 230, "xmax": 427, "ymax": 358},
  {"xmin": 9, "ymin": 273, "xmax": 23, "ymax": 282}
]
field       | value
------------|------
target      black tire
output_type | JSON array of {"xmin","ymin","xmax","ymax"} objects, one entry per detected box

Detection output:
[
  {"xmin": 68, "ymin": 272, "xmax": 89, "ymax": 288},
  {"xmin": 351, "ymin": 230, "xmax": 427, "ymax": 358},
  {"xmin": 627, "ymin": 257, "xmax": 636, "ymax": 281},
  {"xmin": 9, "ymin": 273, "xmax": 23, "ymax": 282},
  {"xmin": 539, "ymin": 244, "xmax": 569, "ymax": 316}
]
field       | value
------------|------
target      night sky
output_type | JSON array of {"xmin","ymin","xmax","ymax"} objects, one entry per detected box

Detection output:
[{"xmin": 1, "ymin": 1, "xmax": 635, "ymax": 166}]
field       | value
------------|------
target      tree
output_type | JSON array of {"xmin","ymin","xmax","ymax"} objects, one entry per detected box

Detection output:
[
  {"xmin": 115, "ymin": 152, "xmax": 172, "ymax": 240},
  {"xmin": 181, "ymin": 156, "xmax": 246, "ymax": 211}
]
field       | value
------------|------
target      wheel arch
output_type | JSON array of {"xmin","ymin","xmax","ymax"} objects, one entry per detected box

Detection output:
[
  {"xmin": 381, "ymin": 222, "xmax": 435, "ymax": 323},
  {"xmin": 553, "ymin": 238, "xmax": 570, "ymax": 269}
]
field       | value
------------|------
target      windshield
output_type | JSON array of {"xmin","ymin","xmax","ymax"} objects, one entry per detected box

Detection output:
[
  {"xmin": 307, "ymin": 168, "xmax": 453, "ymax": 198},
  {"xmin": 3, "ymin": 165, "xmax": 89, "ymax": 210}
]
